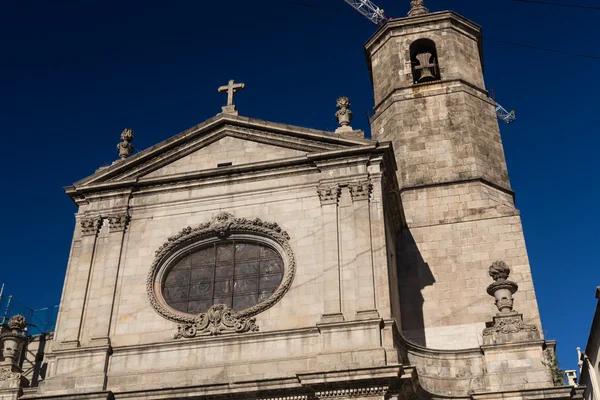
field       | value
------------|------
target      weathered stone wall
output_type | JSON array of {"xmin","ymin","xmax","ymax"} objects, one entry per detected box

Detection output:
[
  {"xmin": 42, "ymin": 130, "xmax": 401, "ymax": 395},
  {"xmin": 365, "ymin": 13, "xmax": 542, "ymax": 349}
]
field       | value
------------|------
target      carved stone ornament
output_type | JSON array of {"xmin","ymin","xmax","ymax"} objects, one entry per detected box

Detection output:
[
  {"xmin": 483, "ymin": 260, "xmax": 539, "ymax": 339},
  {"xmin": 348, "ymin": 180, "xmax": 372, "ymax": 202},
  {"xmin": 0, "ymin": 367, "xmax": 20, "ymax": 381},
  {"xmin": 80, "ymin": 216, "xmax": 102, "ymax": 236},
  {"xmin": 483, "ymin": 315, "xmax": 539, "ymax": 336},
  {"xmin": 7, "ymin": 315, "xmax": 26, "ymax": 332},
  {"xmin": 117, "ymin": 128, "xmax": 134, "ymax": 160},
  {"xmin": 317, "ymin": 184, "xmax": 341, "ymax": 205},
  {"xmin": 335, "ymin": 96, "xmax": 353, "ymax": 132},
  {"xmin": 407, "ymin": 0, "xmax": 429, "ymax": 17},
  {"xmin": 486, "ymin": 260, "xmax": 518, "ymax": 313},
  {"xmin": 147, "ymin": 212, "xmax": 295, "ymax": 325},
  {"xmin": 108, "ymin": 214, "xmax": 130, "ymax": 232},
  {"xmin": 174, "ymin": 304, "xmax": 259, "ymax": 338}
]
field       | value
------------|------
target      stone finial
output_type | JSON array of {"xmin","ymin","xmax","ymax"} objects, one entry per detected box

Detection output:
[
  {"xmin": 489, "ymin": 260, "xmax": 511, "ymax": 282},
  {"xmin": 486, "ymin": 261, "xmax": 518, "ymax": 313},
  {"xmin": 1, "ymin": 315, "xmax": 27, "ymax": 371},
  {"xmin": 482, "ymin": 261, "xmax": 539, "ymax": 341},
  {"xmin": 218, "ymin": 79, "xmax": 245, "ymax": 115},
  {"xmin": 407, "ymin": 0, "xmax": 429, "ymax": 17},
  {"xmin": 117, "ymin": 128, "xmax": 134, "ymax": 160},
  {"xmin": 7, "ymin": 315, "xmax": 26, "ymax": 333},
  {"xmin": 335, "ymin": 96, "xmax": 353, "ymax": 133}
]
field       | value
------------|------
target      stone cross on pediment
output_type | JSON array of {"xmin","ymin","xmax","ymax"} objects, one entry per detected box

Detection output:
[{"xmin": 218, "ymin": 79, "xmax": 245, "ymax": 115}]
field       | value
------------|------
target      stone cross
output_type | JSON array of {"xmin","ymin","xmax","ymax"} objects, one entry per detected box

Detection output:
[{"xmin": 218, "ymin": 79, "xmax": 245, "ymax": 115}]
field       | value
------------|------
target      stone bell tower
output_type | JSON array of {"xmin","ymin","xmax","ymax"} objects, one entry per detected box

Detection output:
[{"xmin": 365, "ymin": 3, "xmax": 542, "ymax": 348}]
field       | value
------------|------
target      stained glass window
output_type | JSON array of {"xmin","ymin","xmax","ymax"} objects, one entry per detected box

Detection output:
[{"xmin": 162, "ymin": 241, "xmax": 284, "ymax": 314}]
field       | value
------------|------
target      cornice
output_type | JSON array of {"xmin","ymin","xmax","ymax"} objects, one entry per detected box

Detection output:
[{"xmin": 67, "ymin": 144, "xmax": 392, "ymax": 204}]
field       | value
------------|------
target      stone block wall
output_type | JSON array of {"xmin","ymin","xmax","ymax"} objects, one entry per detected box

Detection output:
[
  {"xmin": 365, "ymin": 12, "xmax": 542, "ymax": 349},
  {"xmin": 41, "ymin": 135, "xmax": 404, "ymax": 395}
]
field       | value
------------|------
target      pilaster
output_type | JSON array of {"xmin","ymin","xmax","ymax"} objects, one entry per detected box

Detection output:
[
  {"xmin": 318, "ymin": 184, "xmax": 343, "ymax": 323},
  {"xmin": 81, "ymin": 213, "xmax": 130, "ymax": 346},
  {"xmin": 348, "ymin": 179, "xmax": 378, "ymax": 319},
  {"xmin": 53, "ymin": 216, "xmax": 102, "ymax": 347}
]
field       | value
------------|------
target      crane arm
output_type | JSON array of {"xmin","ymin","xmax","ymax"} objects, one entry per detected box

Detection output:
[{"xmin": 343, "ymin": 0, "xmax": 388, "ymax": 25}]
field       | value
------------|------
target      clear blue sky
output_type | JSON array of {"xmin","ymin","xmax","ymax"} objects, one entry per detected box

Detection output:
[{"xmin": 1, "ymin": 0, "xmax": 598, "ymax": 373}]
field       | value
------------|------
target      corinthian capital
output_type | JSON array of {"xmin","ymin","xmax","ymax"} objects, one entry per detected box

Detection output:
[
  {"xmin": 80, "ymin": 216, "xmax": 102, "ymax": 236},
  {"xmin": 317, "ymin": 184, "xmax": 341, "ymax": 206},
  {"xmin": 108, "ymin": 214, "xmax": 130, "ymax": 232},
  {"xmin": 348, "ymin": 180, "xmax": 372, "ymax": 202}
]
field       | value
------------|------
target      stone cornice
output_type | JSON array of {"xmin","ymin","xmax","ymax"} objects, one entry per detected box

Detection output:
[
  {"xmin": 365, "ymin": 11, "xmax": 482, "ymax": 58},
  {"xmin": 370, "ymin": 79, "xmax": 492, "ymax": 123},
  {"xmin": 66, "ymin": 144, "xmax": 396, "ymax": 205}
]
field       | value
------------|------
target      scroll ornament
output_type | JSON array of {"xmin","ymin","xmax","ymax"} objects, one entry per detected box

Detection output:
[{"xmin": 174, "ymin": 304, "xmax": 259, "ymax": 338}]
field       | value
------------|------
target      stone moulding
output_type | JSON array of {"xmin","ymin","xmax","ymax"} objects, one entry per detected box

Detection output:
[
  {"xmin": 147, "ymin": 212, "xmax": 296, "ymax": 328},
  {"xmin": 315, "ymin": 386, "xmax": 389, "ymax": 398}
]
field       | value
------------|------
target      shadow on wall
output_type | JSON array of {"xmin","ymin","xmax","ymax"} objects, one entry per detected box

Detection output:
[
  {"xmin": 397, "ymin": 228, "xmax": 435, "ymax": 347},
  {"xmin": 23, "ymin": 333, "xmax": 49, "ymax": 387}
]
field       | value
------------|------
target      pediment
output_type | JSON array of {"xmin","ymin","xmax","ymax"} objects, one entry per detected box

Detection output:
[
  {"xmin": 143, "ymin": 135, "xmax": 308, "ymax": 179},
  {"xmin": 73, "ymin": 114, "xmax": 374, "ymax": 188}
]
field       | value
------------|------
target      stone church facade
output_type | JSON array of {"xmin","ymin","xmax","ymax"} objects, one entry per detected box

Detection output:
[{"xmin": 0, "ymin": 3, "xmax": 583, "ymax": 400}]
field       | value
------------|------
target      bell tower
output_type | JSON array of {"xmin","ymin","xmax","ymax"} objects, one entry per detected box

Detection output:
[{"xmin": 365, "ymin": 5, "xmax": 543, "ymax": 348}]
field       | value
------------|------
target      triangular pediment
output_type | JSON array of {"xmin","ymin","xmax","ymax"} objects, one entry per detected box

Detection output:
[
  {"xmin": 72, "ymin": 114, "xmax": 375, "ymax": 188},
  {"xmin": 143, "ymin": 135, "xmax": 308, "ymax": 179}
]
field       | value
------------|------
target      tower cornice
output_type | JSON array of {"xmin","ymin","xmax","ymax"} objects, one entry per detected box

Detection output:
[{"xmin": 364, "ymin": 11, "xmax": 484, "ymax": 84}]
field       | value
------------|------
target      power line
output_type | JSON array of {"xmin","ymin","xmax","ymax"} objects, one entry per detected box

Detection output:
[
  {"xmin": 286, "ymin": 1, "xmax": 340, "ymax": 12},
  {"xmin": 484, "ymin": 37, "xmax": 600, "ymax": 60},
  {"xmin": 286, "ymin": 1, "xmax": 600, "ymax": 60},
  {"xmin": 512, "ymin": 0, "xmax": 600, "ymax": 10}
]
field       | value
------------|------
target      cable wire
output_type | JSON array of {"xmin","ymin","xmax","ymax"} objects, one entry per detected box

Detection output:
[
  {"xmin": 513, "ymin": 0, "xmax": 600, "ymax": 10},
  {"xmin": 286, "ymin": 1, "xmax": 600, "ymax": 60},
  {"xmin": 484, "ymin": 37, "xmax": 600, "ymax": 60}
]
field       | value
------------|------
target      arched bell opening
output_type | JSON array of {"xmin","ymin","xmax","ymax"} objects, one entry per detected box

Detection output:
[{"xmin": 410, "ymin": 39, "xmax": 441, "ymax": 84}]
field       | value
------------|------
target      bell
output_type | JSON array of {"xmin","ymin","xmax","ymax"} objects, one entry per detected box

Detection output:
[
  {"xmin": 418, "ymin": 68, "xmax": 435, "ymax": 82},
  {"xmin": 414, "ymin": 51, "xmax": 438, "ymax": 83}
]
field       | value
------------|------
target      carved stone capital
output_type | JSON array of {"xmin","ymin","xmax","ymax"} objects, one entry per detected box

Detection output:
[
  {"xmin": 348, "ymin": 180, "xmax": 372, "ymax": 202},
  {"xmin": 80, "ymin": 216, "xmax": 102, "ymax": 236},
  {"xmin": 174, "ymin": 304, "xmax": 258, "ymax": 338},
  {"xmin": 317, "ymin": 184, "xmax": 341, "ymax": 206},
  {"xmin": 108, "ymin": 214, "xmax": 130, "ymax": 232}
]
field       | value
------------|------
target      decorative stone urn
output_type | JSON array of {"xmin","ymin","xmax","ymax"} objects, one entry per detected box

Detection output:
[
  {"xmin": 335, "ymin": 96, "xmax": 353, "ymax": 132},
  {"xmin": 0, "ymin": 315, "xmax": 28, "ymax": 387},
  {"xmin": 117, "ymin": 128, "xmax": 135, "ymax": 160},
  {"xmin": 482, "ymin": 261, "xmax": 539, "ymax": 343},
  {"xmin": 486, "ymin": 261, "xmax": 518, "ymax": 314},
  {"xmin": 1, "ymin": 315, "xmax": 27, "ymax": 367}
]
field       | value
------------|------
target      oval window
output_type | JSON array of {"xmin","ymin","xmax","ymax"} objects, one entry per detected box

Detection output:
[{"xmin": 161, "ymin": 240, "xmax": 284, "ymax": 315}]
